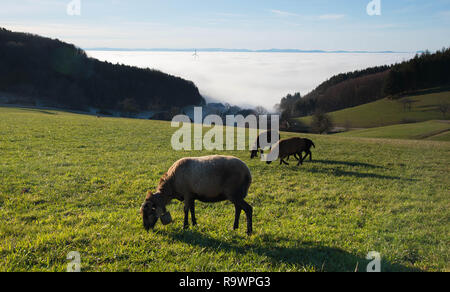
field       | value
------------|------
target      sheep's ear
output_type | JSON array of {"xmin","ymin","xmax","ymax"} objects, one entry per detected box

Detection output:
[{"xmin": 145, "ymin": 191, "xmax": 153, "ymax": 201}]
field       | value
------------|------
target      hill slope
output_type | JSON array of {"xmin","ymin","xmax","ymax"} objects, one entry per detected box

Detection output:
[
  {"xmin": 338, "ymin": 120, "xmax": 450, "ymax": 141},
  {"xmin": 0, "ymin": 28, "xmax": 204, "ymax": 112},
  {"xmin": 298, "ymin": 89, "xmax": 450, "ymax": 129},
  {"xmin": 1, "ymin": 106, "xmax": 449, "ymax": 271}
]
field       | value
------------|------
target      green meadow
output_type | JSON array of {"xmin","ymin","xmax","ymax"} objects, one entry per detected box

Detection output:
[
  {"xmin": 0, "ymin": 107, "xmax": 449, "ymax": 272},
  {"xmin": 338, "ymin": 120, "xmax": 450, "ymax": 141}
]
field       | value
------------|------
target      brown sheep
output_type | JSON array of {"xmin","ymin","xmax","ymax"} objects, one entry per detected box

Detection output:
[
  {"xmin": 286, "ymin": 138, "xmax": 316, "ymax": 162},
  {"xmin": 140, "ymin": 155, "xmax": 254, "ymax": 235},
  {"xmin": 266, "ymin": 137, "xmax": 315, "ymax": 166}
]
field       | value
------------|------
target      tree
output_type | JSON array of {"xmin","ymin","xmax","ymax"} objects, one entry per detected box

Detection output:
[
  {"xmin": 399, "ymin": 98, "xmax": 415, "ymax": 112},
  {"xmin": 311, "ymin": 111, "xmax": 333, "ymax": 134},
  {"xmin": 438, "ymin": 103, "xmax": 449, "ymax": 118},
  {"xmin": 254, "ymin": 106, "xmax": 269, "ymax": 116},
  {"xmin": 120, "ymin": 98, "xmax": 139, "ymax": 116}
]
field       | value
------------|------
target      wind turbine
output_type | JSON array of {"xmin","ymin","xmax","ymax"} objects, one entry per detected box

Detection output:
[{"xmin": 193, "ymin": 49, "xmax": 199, "ymax": 59}]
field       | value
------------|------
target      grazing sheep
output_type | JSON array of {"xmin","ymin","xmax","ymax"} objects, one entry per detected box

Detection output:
[
  {"xmin": 266, "ymin": 137, "xmax": 315, "ymax": 166},
  {"xmin": 286, "ymin": 138, "xmax": 315, "ymax": 162},
  {"xmin": 250, "ymin": 130, "xmax": 281, "ymax": 159},
  {"xmin": 140, "ymin": 155, "xmax": 254, "ymax": 235}
]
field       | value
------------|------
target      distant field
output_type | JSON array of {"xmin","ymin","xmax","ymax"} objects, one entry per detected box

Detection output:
[
  {"xmin": 338, "ymin": 120, "xmax": 450, "ymax": 141},
  {"xmin": 0, "ymin": 107, "xmax": 449, "ymax": 271},
  {"xmin": 298, "ymin": 90, "xmax": 450, "ymax": 129}
]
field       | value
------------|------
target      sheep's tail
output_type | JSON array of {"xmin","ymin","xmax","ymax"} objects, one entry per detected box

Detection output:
[{"xmin": 242, "ymin": 173, "xmax": 252, "ymax": 198}]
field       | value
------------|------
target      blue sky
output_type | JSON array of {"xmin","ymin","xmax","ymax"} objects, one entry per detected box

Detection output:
[{"xmin": 1, "ymin": 0, "xmax": 450, "ymax": 51}]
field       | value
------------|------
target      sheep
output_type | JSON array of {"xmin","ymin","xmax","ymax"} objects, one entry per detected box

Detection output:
[
  {"xmin": 265, "ymin": 137, "xmax": 315, "ymax": 166},
  {"xmin": 250, "ymin": 130, "xmax": 281, "ymax": 159},
  {"xmin": 140, "ymin": 155, "xmax": 254, "ymax": 235},
  {"xmin": 286, "ymin": 138, "xmax": 316, "ymax": 162}
]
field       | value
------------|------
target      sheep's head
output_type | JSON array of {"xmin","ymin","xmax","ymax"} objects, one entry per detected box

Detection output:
[
  {"xmin": 140, "ymin": 191, "xmax": 172, "ymax": 231},
  {"xmin": 250, "ymin": 150, "xmax": 258, "ymax": 159}
]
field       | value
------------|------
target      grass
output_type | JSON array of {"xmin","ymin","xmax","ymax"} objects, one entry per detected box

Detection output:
[
  {"xmin": 0, "ymin": 107, "xmax": 449, "ymax": 272},
  {"xmin": 338, "ymin": 120, "xmax": 450, "ymax": 141},
  {"xmin": 297, "ymin": 90, "xmax": 450, "ymax": 129}
]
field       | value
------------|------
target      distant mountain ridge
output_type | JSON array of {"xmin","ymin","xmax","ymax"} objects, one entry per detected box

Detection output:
[{"xmin": 85, "ymin": 48, "xmax": 407, "ymax": 54}]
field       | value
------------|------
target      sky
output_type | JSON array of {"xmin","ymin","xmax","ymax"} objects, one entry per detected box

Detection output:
[{"xmin": 1, "ymin": 0, "xmax": 450, "ymax": 51}]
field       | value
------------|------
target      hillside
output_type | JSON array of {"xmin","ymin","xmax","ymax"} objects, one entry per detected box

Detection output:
[
  {"xmin": 338, "ymin": 120, "xmax": 450, "ymax": 141},
  {"xmin": 297, "ymin": 89, "xmax": 450, "ymax": 129},
  {"xmin": 0, "ymin": 28, "xmax": 204, "ymax": 112},
  {"xmin": 1, "ymin": 106, "xmax": 449, "ymax": 271},
  {"xmin": 278, "ymin": 48, "xmax": 450, "ymax": 120},
  {"xmin": 278, "ymin": 66, "xmax": 390, "ymax": 118}
]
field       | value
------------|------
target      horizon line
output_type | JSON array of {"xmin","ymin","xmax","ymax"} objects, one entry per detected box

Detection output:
[{"xmin": 84, "ymin": 48, "xmax": 417, "ymax": 54}]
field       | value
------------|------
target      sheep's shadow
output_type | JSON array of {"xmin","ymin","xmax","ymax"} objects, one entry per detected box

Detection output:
[
  {"xmin": 294, "ymin": 160, "xmax": 415, "ymax": 181},
  {"xmin": 303, "ymin": 167, "xmax": 415, "ymax": 181},
  {"xmin": 308, "ymin": 159, "xmax": 384, "ymax": 169},
  {"xmin": 159, "ymin": 229, "xmax": 420, "ymax": 272}
]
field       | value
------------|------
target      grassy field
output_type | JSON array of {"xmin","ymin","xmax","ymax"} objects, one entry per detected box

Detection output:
[
  {"xmin": 297, "ymin": 90, "xmax": 450, "ymax": 129},
  {"xmin": 0, "ymin": 107, "xmax": 449, "ymax": 272},
  {"xmin": 338, "ymin": 120, "xmax": 450, "ymax": 141}
]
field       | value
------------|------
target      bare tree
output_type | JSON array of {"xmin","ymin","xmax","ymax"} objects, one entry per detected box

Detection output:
[
  {"xmin": 438, "ymin": 103, "xmax": 449, "ymax": 118},
  {"xmin": 311, "ymin": 111, "xmax": 334, "ymax": 134},
  {"xmin": 120, "ymin": 98, "xmax": 139, "ymax": 116},
  {"xmin": 399, "ymin": 98, "xmax": 414, "ymax": 112},
  {"xmin": 254, "ymin": 106, "xmax": 269, "ymax": 116}
]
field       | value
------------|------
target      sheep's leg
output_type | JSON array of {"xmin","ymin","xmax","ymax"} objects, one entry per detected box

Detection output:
[
  {"xmin": 190, "ymin": 201, "xmax": 197, "ymax": 226},
  {"xmin": 307, "ymin": 150, "xmax": 312, "ymax": 161},
  {"xmin": 233, "ymin": 204, "xmax": 242, "ymax": 230},
  {"xmin": 234, "ymin": 199, "xmax": 253, "ymax": 235},
  {"xmin": 281, "ymin": 159, "xmax": 289, "ymax": 165},
  {"xmin": 297, "ymin": 152, "xmax": 304, "ymax": 166},
  {"xmin": 183, "ymin": 200, "xmax": 192, "ymax": 229}
]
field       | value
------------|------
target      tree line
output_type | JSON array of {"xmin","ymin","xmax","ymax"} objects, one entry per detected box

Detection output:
[
  {"xmin": 0, "ymin": 28, "xmax": 205, "ymax": 112},
  {"xmin": 384, "ymin": 48, "xmax": 450, "ymax": 95}
]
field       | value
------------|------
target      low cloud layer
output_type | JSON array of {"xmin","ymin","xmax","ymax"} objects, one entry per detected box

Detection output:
[{"xmin": 88, "ymin": 51, "xmax": 415, "ymax": 111}]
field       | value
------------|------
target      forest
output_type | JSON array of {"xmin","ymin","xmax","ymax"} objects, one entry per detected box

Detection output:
[{"xmin": 0, "ymin": 28, "xmax": 205, "ymax": 112}]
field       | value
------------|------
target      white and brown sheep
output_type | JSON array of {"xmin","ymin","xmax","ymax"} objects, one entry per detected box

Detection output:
[
  {"xmin": 250, "ymin": 130, "xmax": 281, "ymax": 159},
  {"xmin": 140, "ymin": 155, "xmax": 254, "ymax": 235}
]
